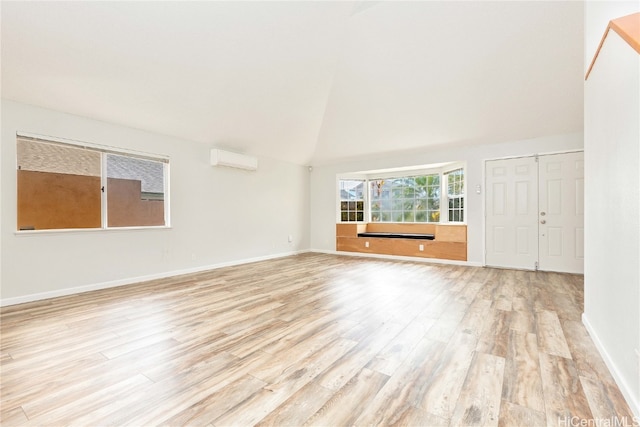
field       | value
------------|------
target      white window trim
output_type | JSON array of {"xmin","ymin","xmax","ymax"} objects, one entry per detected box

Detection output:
[
  {"xmin": 337, "ymin": 162, "xmax": 467, "ymax": 225},
  {"xmin": 17, "ymin": 131, "xmax": 169, "ymax": 162},
  {"xmin": 442, "ymin": 163, "xmax": 466, "ymax": 224},
  {"xmin": 336, "ymin": 176, "xmax": 367, "ymax": 223}
]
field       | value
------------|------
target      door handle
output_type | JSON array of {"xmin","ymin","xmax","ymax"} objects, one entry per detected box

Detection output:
[{"xmin": 540, "ymin": 220, "xmax": 546, "ymax": 224}]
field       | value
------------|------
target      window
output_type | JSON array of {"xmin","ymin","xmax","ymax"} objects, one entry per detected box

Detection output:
[
  {"xmin": 337, "ymin": 163, "xmax": 465, "ymax": 224},
  {"xmin": 446, "ymin": 168, "xmax": 464, "ymax": 222},
  {"xmin": 106, "ymin": 154, "xmax": 166, "ymax": 227},
  {"xmin": 339, "ymin": 179, "xmax": 365, "ymax": 222},
  {"xmin": 17, "ymin": 135, "xmax": 169, "ymax": 231},
  {"xmin": 370, "ymin": 174, "xmax": 440, "ymax": 223}
]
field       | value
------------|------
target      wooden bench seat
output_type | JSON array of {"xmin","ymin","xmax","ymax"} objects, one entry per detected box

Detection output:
[{"xmin": 336, "ymin": 223, "xmax": 467, "ymax": 261}]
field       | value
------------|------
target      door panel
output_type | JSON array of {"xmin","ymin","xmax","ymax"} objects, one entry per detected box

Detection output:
[
  {"xmin": 485, "ymin": 157, "xmax": 538, "ymax": 270},
  {"xmin": 538, "ymin": 152, "xmax": 584, "ymax": 274}
]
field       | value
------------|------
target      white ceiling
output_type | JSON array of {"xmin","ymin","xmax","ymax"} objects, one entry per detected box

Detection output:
[{"xmin": 1, "ymin": 1, "xmax": 584, "ymax": 166}]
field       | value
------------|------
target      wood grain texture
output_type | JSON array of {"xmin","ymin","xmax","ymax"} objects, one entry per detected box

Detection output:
[
  {"xmin": 450, "ymin": 352, "xmax": 505, "ymax": 426},
  {"xmin": 539, "ymin": 353, "xmax": 594, "ymax": 426},
  {"xmin": 476, "ymin": 308, "xmax": 510, "ymax": 358},
  {"xmin": 536, "ymin": 309, "xmax": 572, "ymax": 359},
  {"xmin": 365, "ymin": 222, "xmax": 436, "ymax": 234},
  {"xmin": 434, "ymin": 224, "xmax": 467, "ymax": 242},
  {"xmin": 336, "ymin": 223, "xmax": 467, "ymax": 260},
  {"xmin": 336, "ymin": 236, "xmax": 467, "ymax": 261},
  {"xmin": 502, "ymin": 330, "xmax": 545, "ymax": 413},
  {"xmin": 0, "ymin": 253, "xmax": 633, "ymax": 425},
  {"xmin": 498, "ymin": 400, "xmax": 547, "ymax": 427}
]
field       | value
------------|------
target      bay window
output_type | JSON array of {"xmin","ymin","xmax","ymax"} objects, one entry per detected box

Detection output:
[{"xmin": 337, "ymin": 164, "xmax": 465, "ymax": 224}]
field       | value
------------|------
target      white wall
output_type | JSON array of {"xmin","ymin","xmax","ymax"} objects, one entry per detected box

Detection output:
[
  {"xmin": 584, "ymin": 1, "xmax": 639, "ymax": 74},
  {"xmin": 584, "ymin": 4, "xmax": 640, "ymax": 417},
  {"xmin": 309, "ymin": 132, "xmax": 584, "ymax": 264},
  {"xmin": 0, "ymin": 100, "xmax": 310, "ymax": 304}
]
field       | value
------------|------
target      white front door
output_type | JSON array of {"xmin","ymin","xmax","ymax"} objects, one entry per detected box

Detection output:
[
  {"xmin": 538, "ymin": 152, "xmax": 584, "ymax": 274},
  {"xmin": 485, "ymin": 156, "xmax": 539, "ymax": 270}
]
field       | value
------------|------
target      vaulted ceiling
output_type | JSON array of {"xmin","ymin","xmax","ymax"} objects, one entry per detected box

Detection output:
[{"xmin": 1, "ymin": 1, "xmax": 584, "ymax": 165}]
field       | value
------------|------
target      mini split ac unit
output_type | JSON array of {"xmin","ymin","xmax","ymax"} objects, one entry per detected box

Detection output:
[{"xmin": 210, "ymin": 149, "xmax": 258, "ymax": 171}]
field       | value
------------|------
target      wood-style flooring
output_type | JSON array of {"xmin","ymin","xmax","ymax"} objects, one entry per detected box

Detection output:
[{"xmin": 0, "ymin": 253, "xmax": 635, "ymax": 426}]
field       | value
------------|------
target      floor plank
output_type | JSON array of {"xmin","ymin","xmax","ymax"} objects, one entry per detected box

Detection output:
[
  {"xmin": 498, "ymin": 400, "xmax": 547, "ymax": 427},
  {"xmin": 536, "ymin": 309, "xmax": 572, "ymax": 359},
  {"xmin": 302, "ymin": 368, "xmax": 389, "ymax": 426},
  {"xmin": 450, "ymin": 352, "xmax": 505, "ymax": 426},
  {"xmin": 539, "ymin": 352, "xmax": 594, "ymax": 426},
  {"xmin": 352, "ymin": 335, "xmax": 447, "ymax": 426},
  {"xmin": 502, "ymin": 330, "xmax": 545, "ymax": 413}
]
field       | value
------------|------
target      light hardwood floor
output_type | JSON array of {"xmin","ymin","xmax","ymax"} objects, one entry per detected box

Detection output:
[{"xmin": 0, "ymin": 253, "xmax": 635, "ymax": 426}]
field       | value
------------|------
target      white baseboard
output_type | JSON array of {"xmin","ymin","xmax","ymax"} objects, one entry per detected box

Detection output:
[
  {"xmin": 309, "ymin": 248, "xmax": 483, "ymax": 267},
  {"xmin": 582, "ymin": 313, "xmax": 640, "ymax": 419},
  {"xmin": 0, "ymin": 249, "xmax": 480, "ymax": 306},
  {"xmin": 0, "ymin": 250, "xmax": 309, "ymax": 307}
]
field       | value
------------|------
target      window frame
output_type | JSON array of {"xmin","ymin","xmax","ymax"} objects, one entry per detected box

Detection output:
[
  {"xmin": 336, "ymin": 163, "xmax": 466, "ymax": 225},
  {"xmin": 444, "ymin": 166, "xmax": 465, "ymax": 223},
  {"xmin": 16, "ymin": 132, "xmax": 171, "ymax": 234},
  {"xmin": 336, "ymin": 176, "xmax": 367, "ymax": 223},
  {"xmin": 368, "ymin": 173, "xmax": 441, "ymax": 223}
]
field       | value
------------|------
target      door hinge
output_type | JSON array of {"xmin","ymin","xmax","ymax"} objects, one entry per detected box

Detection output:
[
  {"xmin": 534, "ymin": 261, "xmax": 539, "ymax": 271},
  {"xmin": 534, "ymin": 154, "xmax": 539, "ymax": 163}
]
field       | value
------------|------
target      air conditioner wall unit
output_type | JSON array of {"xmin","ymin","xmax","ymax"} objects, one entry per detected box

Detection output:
[{"xmin": 210, "ymin": 149, "xmax": 258, "ymax": 171}]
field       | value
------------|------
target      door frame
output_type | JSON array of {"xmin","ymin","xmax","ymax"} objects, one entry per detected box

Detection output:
[{"xmin": 482, "ymin": 149, "xmax": 584, "ymax": 268}]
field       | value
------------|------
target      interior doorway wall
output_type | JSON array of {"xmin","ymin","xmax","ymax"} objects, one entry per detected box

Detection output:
[{"xmin": 485, "ymin": 151, "xmax": 584, "ymax": 274}]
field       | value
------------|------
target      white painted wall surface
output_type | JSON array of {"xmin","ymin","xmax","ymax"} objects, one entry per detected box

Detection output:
[
  {"xmin": 0, "ymin": 100, "xmax": 310, "ymax": 304},
  {"xmin": 584, "ymin": 25, "xmax": 640, "ymax": 417},
  {"xmin": 309, "ymin": 132, "xmax": 584, "ymax": 265},
  {"xmin": 584, "ymin": 1, "xmax": 640, "ymax": 73}
]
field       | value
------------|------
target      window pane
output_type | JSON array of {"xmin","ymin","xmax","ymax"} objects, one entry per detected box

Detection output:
[
  {"xmin": 404, "ymin": 200, "xmax": 415, "ymax": 211},
  {"xmin": 446, "ymin": 168, "xmax": 465, "ymax": 223},
  {"xmin": 339, "ymin": 179, "xmax": 365, "ymax": 222},
  {"xmin": 17, "ymin": 138, "xmax": 101, "ymax": 230},
  {"xmin": 107, "ymin": 154, "xmax": 165, "ymax": 227},
  {"xmin": 368, "ymin": 173, "xmax": 439, "ymax": 223},
  {"xmin": 403, "ymin": 186, "xmax": 415, "ymax": 198}
]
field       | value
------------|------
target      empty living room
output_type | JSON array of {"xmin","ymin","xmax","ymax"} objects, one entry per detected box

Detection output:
[{"xmin": 1, "ymin": 1, "xmax": 639, "ymax": 426}]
